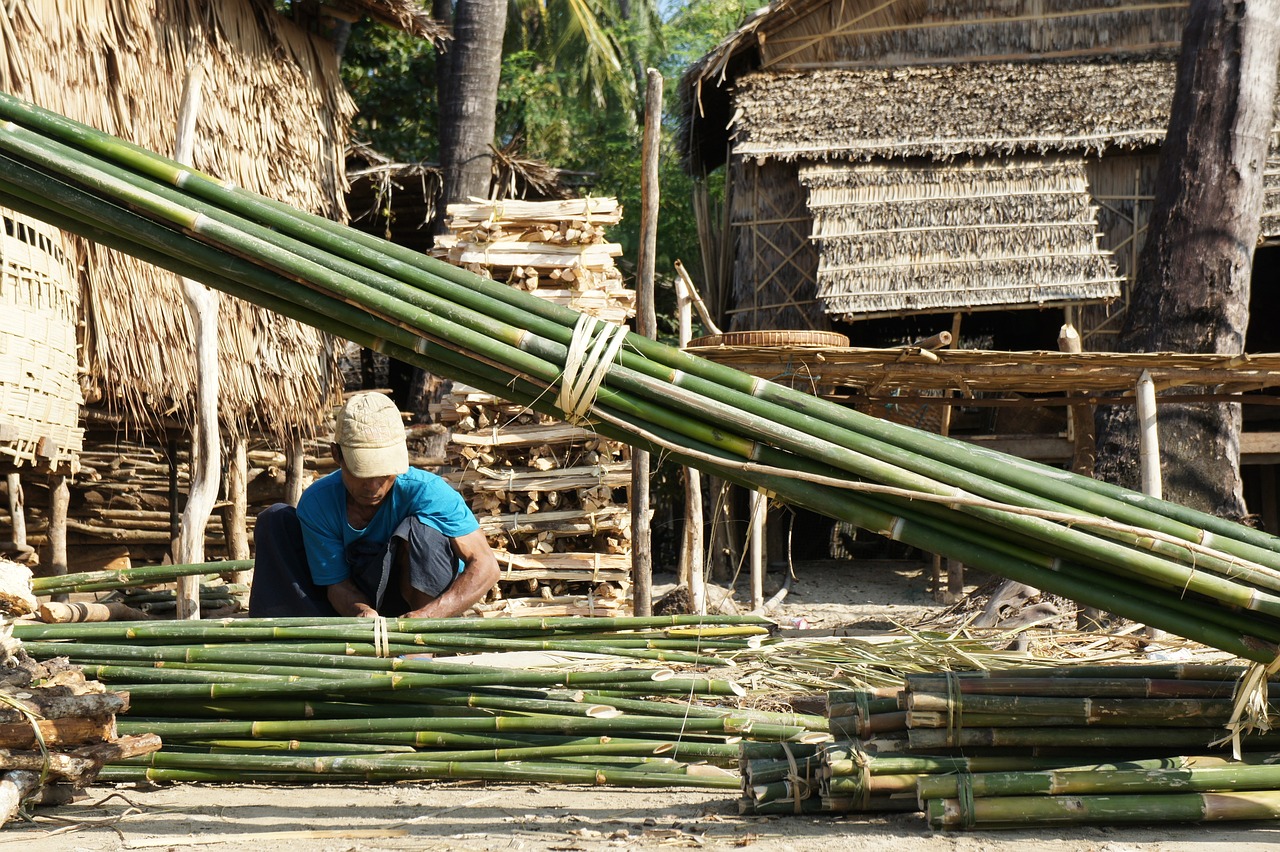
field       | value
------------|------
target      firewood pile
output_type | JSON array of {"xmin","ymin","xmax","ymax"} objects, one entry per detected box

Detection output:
[
  {"xmin": 433, "ymin": 387, "xmax": 633, "ymax": 617},
  {"xmin": 12, "ymin": 437, "xmax": 330, "ymax": 572},
  {"xmin": 432, "ymin": 197, "xmax": 635, "ymax": 324},
  {"xmin": 0, "ymin": 559, "xmax": 159, "ymax": 825},
  {"xmin": 430, "ymin": 196, "xmax": 636, "ymax": 616}
]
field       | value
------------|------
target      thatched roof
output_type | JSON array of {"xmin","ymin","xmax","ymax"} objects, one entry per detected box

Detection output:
[
  {"xmin": 800, "ymin": 157, "xmax": 1122, "ymax": 318},
  {"xmin": 0, "ymin": 1, "xmax": 363, "ymax": 445},
  {"xmin": 731, "ymin": 57, "xmax": 1178, "ymax": 164},
  {"xmin": 340, "ymin": 0, "xmax": 449, "ymax": 43},
  {"xmin": 679, "ymin": 0, "xmax": 1191, "ymax": 173}
]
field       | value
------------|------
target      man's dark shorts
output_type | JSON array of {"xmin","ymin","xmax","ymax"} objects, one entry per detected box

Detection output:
[{"xmin": 247, "ymin": 503, "xmax": 458, "ymax": 618}]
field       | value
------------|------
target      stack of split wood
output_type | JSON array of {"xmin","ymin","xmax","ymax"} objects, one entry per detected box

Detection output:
[
  {"xmin": 0, "ymin": 559, "xmax": 159, "ymax": 825},
  {"xmin": 433, "ymin": 387, "xmax": 632, "ymax": 617},
  {"xmin": 432, "ymin": 197, "xmax": 633, "ymax": 324},
  {"xmin": 432, "ymin": 197, "xmax": 635, "ymax": 617}
]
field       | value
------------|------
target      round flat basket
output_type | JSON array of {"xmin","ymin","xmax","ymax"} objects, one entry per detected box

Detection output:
[{"xmin": 686, "ymin": 330, "xmax": 850, "ymax": 348}]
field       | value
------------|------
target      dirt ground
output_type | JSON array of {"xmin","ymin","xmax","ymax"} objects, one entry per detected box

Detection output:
[{"xmin": 7, "ymin": 558, "xmax": 1280, "ymax": 850}]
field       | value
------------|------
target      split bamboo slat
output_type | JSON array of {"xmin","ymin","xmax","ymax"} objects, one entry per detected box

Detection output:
[
  {"xmin": 7, "ymin": 91, "xmax": 1280, "ymax": 681},
  {"xmin": 431, "ymin": 199, "xmax": 636, "ymax": 615}
]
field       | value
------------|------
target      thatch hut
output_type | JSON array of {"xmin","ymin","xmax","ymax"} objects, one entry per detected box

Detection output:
[
  {"xmin": 0, "ymin": 1, "xmax": 445, "ymax": 569},
  {"xmin": 678, "ymin": 0, "xmax": 1280, "ymax": 348}
]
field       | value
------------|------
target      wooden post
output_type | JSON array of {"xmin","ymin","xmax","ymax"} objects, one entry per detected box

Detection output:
[
  {"xmin": 283, "ymin": 435, "xmax": 307, "ymax": 507},
  {"xmin": 1060, "ymin": 320, "xmax": 1101, "ymax": 630},
  {"xmin": 748, "ymin": 488, "xmax": 765, "ymax": 612},
  {"xmin": 1137, "ymin": 370, "xmax": 1162, "ymax": 499},
  {"xmin": 675, "ymin": 262, "xmax": 706, "ymax": 613},
  {"xmin": 1059, "ymin": 323, "xmax": 1096, "ymax": 475},
  {"xmin": 1136, "ymin": 368, "xmax": 1165, "ymax": 640},
  {"xmin": 224, "ymin": 436, "xmax": 251, "ymax": 586},
  {"xmin": 708, "ymin": 476, "xmax": 732, "ymax": 582},
  {"xmin": 47, "ymin": 473, "xmax": 69, "ymax": 603},
  {"xmin": 5, "ymin": 474, "xmax": 25, "ymax": 553},
  {"xmin": 631, "ymin": 68, "xmax": 662, "ymax": 617},
  {"xmin": 173, "ymin": 52, "xmax": 218, "ymax": 619}
]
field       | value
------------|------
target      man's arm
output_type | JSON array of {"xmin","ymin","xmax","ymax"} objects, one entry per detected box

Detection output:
[
  {"xmin": 326, "ymin": 579, "xmax": 379, "ymax": 617},
  {"xmin": 403, "ymin": 528, "xmax": 500, "ymax": 618}
]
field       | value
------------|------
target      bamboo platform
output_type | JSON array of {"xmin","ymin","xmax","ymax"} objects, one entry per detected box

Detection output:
[{"xmin": 684, "ymin": 345, "xmax": 1280, "ymax": 400}]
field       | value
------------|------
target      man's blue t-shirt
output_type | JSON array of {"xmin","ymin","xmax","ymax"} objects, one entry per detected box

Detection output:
[{"xmin": 296, "ymin": 467, "xmax": 481, "ymax": 586}]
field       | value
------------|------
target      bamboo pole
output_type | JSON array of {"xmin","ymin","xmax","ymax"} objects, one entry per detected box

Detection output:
[
  {"xmin": 632, "ymin": 68, "xmax": 663, "ymax": 618},
  {"xmin": 6, "ymin": 94, "xmax": 1280, "ymax": 664},
  {"xmin": 676, "ymin": 260, "xmax": 706, "ymax": 613},
  {"xmin": 172, "ymin": 53, "xmax": 217, "ymax": 620}
]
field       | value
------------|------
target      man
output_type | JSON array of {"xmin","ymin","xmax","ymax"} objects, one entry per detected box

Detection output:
[{"xmin": 248, "ymin": 392, "xmax": 500, "ymax": 618}]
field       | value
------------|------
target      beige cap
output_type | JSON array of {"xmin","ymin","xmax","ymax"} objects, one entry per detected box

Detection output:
[{"xmin": 335, "ymin": 392, "xmax": 409, "ymax": 478}]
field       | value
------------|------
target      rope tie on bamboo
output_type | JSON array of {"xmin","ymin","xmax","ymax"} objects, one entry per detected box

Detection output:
[
  {"xmin": 852, "ymin": 741, "xmax": 871, "ymax": 812},
  {"xmin": 780, "ymin": 742, "xmax": 810, "ymax": 814},
  {"xmin": 1215, "ymin": 653, "xmax": 1280, "ymax": 759},
  {"xmin": 854, "ymin": 690, "xmax": 870, "ymax": 737},
  {"xmin": 372, "ymin": 616, "xmax": 390, "ymax": 658},
  {"xmin": 956, "ymin": 772, "xmax": 977, "ymax": 829},
  {"xmin": 557, "ymin": 315, "xmax": 628, "ymax": 424},
  {"xmin": 945, "ymin": 671, "xmax": 963, "ymax": 748}
]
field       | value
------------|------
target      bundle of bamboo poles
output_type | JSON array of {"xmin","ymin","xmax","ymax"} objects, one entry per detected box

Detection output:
[
  {"xmin": 742, "ymin": 662, "xmax": 1280, "ymax": 821},
  {"xmin": 12, "ymin": 614, "xmax": 839, "ymax": 787},
  {"xmin": 6, "ymin": 92, "xmax": 1280, "ymax": 672},
  {"xmin": 898, "ymin": 664, "xmax": 1280, "ymax": 754},
  {"xmin": 919, "ymin": 753, "xmax": 1280, "ymax": 828}
]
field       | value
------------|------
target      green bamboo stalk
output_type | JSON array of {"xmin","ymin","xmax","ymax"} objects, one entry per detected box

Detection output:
[
  {"xmin": 189, "ymin": 740, "xmax": 417, "ymax": 755},
  {"xmin": 7, "ymin": 104, "xmax": 1280, "ymax": 654},
  {"xmin": 7, "ymin": 125, "xmax": 1278, "ymax": 614},
  {"xmin": 116, "ymin": 713, "xmax": 818, "ymax": 742},
  {"xmin": 927, "ymin": 789, "xmax": 1280, "ymax": 828},
  {"xmin": 28, "ymin": 561, "xmax": 249, "ymax": 593},
  {"xmin": 919, "ymin": 763, "xmax": 1280, "ymax": 801},
  {"xmin": 906, "ymin": 726, "xmax": 1280, "ymax": 750},
  {"xmin": 905, "ymin": 675, "xmax": 1239, "ymax": 699},
  {"xmin": 18, "ymin": 85, "xmax": 1268, "ymax": 572},
  {"xmin": 110, "ymin": 752, "xmax": 741, "ymax": 789},
  {"xmin": 907, "ymin": 692, "xmax": 1255, "ymax": 721}
]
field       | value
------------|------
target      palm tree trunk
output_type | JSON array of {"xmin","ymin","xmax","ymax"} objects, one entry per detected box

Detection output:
[
  {"xmin": 437, "ymin": 0, "xmax": 506, "ymax": 228},
  {"xmin": 1095, "ymin": 0, "xmax": 1279, "ymax": 518}
]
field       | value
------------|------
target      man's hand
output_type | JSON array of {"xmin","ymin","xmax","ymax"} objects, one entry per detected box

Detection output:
[
  {"xmin": 403, "ymin": 529, "xmax": 500, "ymax": 619},
  {"xmin": 326, "ymin": 578, "xmax": 379, "ymax": 617}
]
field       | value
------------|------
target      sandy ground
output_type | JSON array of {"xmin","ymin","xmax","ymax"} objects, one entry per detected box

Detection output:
[{"xmin": 7, "ymin": 557, "xmax": 1280, "ymax": 850}]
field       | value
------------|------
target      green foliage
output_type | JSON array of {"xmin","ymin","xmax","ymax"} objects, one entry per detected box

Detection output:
[{"xmin": 341, "ymin": 22, "xmax": 440, "ymax": 162}]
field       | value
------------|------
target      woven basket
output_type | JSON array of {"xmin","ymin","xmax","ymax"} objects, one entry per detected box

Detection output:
[
  {"xmin": 686, "ymin": 330, "xmax": 850, "ymax": 348},
  {"xmin": 0, "ymin": 210, "xmax": 83, "ymax": 471}
]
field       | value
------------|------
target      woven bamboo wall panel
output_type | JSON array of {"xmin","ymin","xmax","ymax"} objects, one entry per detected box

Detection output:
[
  {"xmin": 800, "ymin": 157, "xmax": 1122, "ymax": 317},
  {"xmin": 0, "ymin": 211, "xmax": 83, "ymax": 470}
]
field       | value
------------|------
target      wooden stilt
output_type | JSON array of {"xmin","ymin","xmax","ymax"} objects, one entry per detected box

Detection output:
[
  {"xmin": 749, "ymin": 488, "xmax": 765, "ymax": 612},
  {"xmin": 48, "ymin": 472, "xmax": 69, "ymax": 603},
  {"xmin": 283, "ymin": 435, "xmax": 307, "ymax": 507},
  {"xmin": 1136, "ymin": 369, "xmax": 1165, "ymax": 640},
  {"xmin": 675, "ymin": 261, "xmax": 705, "ymax": 614},
  {"xmin": 224, "ymin": 436, "xmax": 252, "ymax": 587}
]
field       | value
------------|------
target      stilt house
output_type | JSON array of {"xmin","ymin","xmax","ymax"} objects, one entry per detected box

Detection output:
[{"xmin": 678, "ymin": 0, "xmax": 1280, "ymax": 350}]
